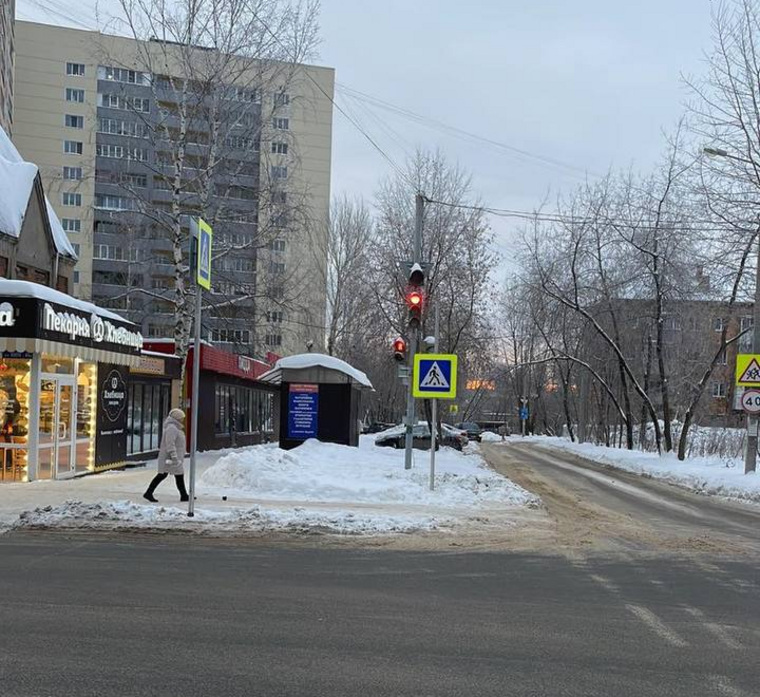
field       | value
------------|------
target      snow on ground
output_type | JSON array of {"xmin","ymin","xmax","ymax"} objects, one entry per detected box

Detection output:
[
  {"xmin": 1, "ymin": 436, "xmax": 536, "ymax": 536},
  {"xmin": 480, "ymin": 431, "xmax": 503, "ymax": 442},
  {"xmin": 509, "ymin": 435, "xmax": 760, "ymax": 505}
]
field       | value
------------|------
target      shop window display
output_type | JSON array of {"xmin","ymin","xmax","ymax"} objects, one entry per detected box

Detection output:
[{"xmin": 0, "ymin": 358, "xmax": 30, "ymax": 481}]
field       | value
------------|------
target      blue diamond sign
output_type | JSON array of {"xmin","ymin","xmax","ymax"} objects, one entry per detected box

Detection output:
[{"xmin": 412, "ymin": 353, "xmax": 457, "ymax": 399}]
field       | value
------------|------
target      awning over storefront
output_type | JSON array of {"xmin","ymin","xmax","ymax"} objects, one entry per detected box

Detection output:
[{"xmin": 0, "ymin": 336, "xmax": 142, "ymax": 366}]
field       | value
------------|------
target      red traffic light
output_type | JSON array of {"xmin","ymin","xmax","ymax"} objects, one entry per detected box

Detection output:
[
  {"xmin": 393, "ymin": 337, "xmax": 407, "ymax": 362},
  {"xmin": 406, "ymin": 290, "xmax": 423, "ymax": 309}
]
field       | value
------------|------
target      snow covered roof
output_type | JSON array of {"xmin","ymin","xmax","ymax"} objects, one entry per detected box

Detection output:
[
  {"xmin": 260, "ymin": 353, "xmax": 374, "ymax": 389},
  {"xmin": 0, "ymin": 279, "xmax": 132, "ymax": 323},
  {"xmin": 0, "ymin": 127, "xmax": 77, "ymax": 259}
]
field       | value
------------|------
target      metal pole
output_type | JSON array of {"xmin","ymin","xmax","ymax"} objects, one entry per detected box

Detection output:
[
  {"xmin": 404, "ymin": 193, "xmax": 424, "ymax": 470},
  {"xmin": 188, "ymin": 283, "xmax": 202, "ymax": 516},
  {"xmin": 429, "ymin": 301, "xmax": 439, "ymax": 491},
  {"xmin": 746, "ymin": 238, "xmax": 760, "ymax": 474}
]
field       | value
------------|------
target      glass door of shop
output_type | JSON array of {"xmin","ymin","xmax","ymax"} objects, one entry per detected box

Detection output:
[{"xmin": 38, "ymin": 377, "xmax": 77, "ymax": 480}]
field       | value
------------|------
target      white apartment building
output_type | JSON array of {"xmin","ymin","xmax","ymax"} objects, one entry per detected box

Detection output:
[{"xmin": 12, "ymin": 20, "xmax": 334, "ymax": 359}]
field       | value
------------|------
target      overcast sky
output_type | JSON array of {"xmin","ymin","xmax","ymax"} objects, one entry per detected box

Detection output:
[{"xmin": 18, "ymin": 0, "xmax": 717, "ymax": 261}]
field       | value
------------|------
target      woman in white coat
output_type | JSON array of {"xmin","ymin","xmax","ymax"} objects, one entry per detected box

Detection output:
[{"xmin": 143, "ymin": 408, "xmax": 188, "ymax": 502}]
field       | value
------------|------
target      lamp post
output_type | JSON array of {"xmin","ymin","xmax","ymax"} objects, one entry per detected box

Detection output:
[{"xmin": 703, "ymin": 146, "xmax": 759, "ymax": 473}]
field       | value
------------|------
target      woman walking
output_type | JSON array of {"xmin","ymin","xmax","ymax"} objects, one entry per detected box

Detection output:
[{"xmin": 143, "ymin": 408, "xmax": 188, "ymax": 503}]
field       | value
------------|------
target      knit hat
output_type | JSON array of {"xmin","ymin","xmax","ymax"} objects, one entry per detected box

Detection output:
[{"xmin": 169, "ymin": 408, "xmax": 185, "ymax": 421}]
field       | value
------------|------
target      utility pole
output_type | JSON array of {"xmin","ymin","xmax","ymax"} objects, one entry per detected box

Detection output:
[
  {"xmin": 746, "ymin": 239, "xmax": 760, "ymax": 473},
  {"xmin": 404, "ymin": 193, "xmax": 424, "ymax": 470}
]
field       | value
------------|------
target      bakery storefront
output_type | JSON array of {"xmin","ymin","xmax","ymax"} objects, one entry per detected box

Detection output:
[{"xmin": 0, "ymin": 281, "xmax": 142, "ymax": 482}]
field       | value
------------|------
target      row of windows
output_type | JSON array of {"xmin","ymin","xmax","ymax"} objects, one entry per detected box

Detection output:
[
  {"xmin": 94, "ymin": 194, "xmax": 136, "ymax": 210},
  {"xmin": 92, "ymin": 244, "xmax": 145, "ymax": 261},
  {"xmin": 211, "ymin": 328, "xmax": 251, "ymax": 344},
  {"xmin": 98, "ymin": 65, "xmax": 149, "ymax": 85},
  {"xmin": 96, "ymin": 143, "xmax": 149, "ymax": 161},
  {"xmin": 222, "ymin": 258, "xmax": 255, "ymax": 272},
  {"xmin": 98, "ymin": 117, "xmax": 148, "ymax": 138},
  {"xmin": 211, "ymin": 282, "xmax": 254, "ymax": 296},
  {"xmin": 214, "ymin": 384, "xmax": 273, "ymax": 436},
  {"xmin": 99, "ymin": 93, "xmax": 151, "ymax": 113},
  {"xmin": 96, "ymin": 170, "xmax": 148, "ymax": 188}
]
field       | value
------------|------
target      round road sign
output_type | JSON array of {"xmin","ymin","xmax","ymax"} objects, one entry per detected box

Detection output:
[{"xmin": 740, "ymin": 388, "xmax": 760, "ymax": 414}]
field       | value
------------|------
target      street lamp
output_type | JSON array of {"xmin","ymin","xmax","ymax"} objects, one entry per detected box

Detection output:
[{"xmin": 703, "ymin": 146, "xmax": 759, "ymax": 473}]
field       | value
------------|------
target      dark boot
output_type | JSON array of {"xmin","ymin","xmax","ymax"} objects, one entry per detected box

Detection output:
[
  {"xmin": 175, "ymin": 475, "xmax": 189, "ymax": 502},
  {"xmin": 143, "ymin": 473, "xmax": 168, "ymax": 502}
]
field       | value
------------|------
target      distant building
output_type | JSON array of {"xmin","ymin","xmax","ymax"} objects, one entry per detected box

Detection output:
[
  {"xmin": 12, "ymin": 20, "xmax": 333, "ymax": 358},
  {"xmin": 0, "ymin": 0, "xmax": 13, "ymax": 134}
]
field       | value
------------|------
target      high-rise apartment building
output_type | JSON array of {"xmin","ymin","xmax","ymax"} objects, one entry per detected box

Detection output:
[
  {"xmin": 0, "ymin": 0, "xmax": 14, "ymax": 134},
  {"xmin": 12, "ymin": 20, "xmax": 333, "ymax": 358}
]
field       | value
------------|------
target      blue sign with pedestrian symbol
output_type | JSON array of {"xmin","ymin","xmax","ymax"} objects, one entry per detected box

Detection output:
[
  {"xmin": 412, "ymin": 353, "xmax": 458, "ymax": 399},
  {"xmin": 520, "ymin": 406, "xmax": 529, "ymax": 421}
]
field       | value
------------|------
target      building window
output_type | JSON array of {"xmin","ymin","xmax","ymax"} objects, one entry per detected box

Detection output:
[
  {"xmin": 63, "ymin": 166, "xmax": 83, "ymax": 180},
  {"xmin": 72, "ymin": 243, "xmax": 80, "ymax": 255},
  {"xmin": 714, "ymin": 317, "xmax": 725, "ymax": 332},
  {"xmin": 270, "ymin": 239, "xmax": 286, "ymax": 252},
  {"xmin": 270, "ymin": 165, "xmax": 287, "ymax": 180},
  {"xmin": 62, "ymin": 218, "xmax": 81, "ymax": 232},
  {"xmin": 66, "ymin": 88, "xmax": 85, "ymax": 102},
  {"xmin": 66, "ymin": 62, "xmax": 86, "ymax": 76},
  {"xmin": 264, "ymin": 334, "xmax": 282, "ymax": 346},
  {"xmin": 64, "ymin": 140, "xmax": 83, "ymax": 154},
  {"xmin": 73, "ymin": 271, "xmax": 80, "ymax": 283},
  {"xmin": 272, "ymin": 117, "xmax": 289, "ymax": 130},
  {"xmin": 271, "ymin": 142, "xmax": 288, "ymax": 154},
  {"xmin": 62, "ymin": 192, "xmax": 82, "ymax": 206},
  {"xmin": 718, "ymin": 349, "xmax": 728, "ymax": 365},
  {"xmin": 266, "ymin": 311, "xmax": 283, "ymax": 323},
  {"xmin": 65, "ymin": 114, "xmax": 84, "ymax": 129},
  {"xmin": 711, "ymin": 381, "xmax": 727, "ymax": 398},
  {"xmin": 269, "ymin": 262, "xmax": 285, "ymax": 274},
  {"xmin": 273, "ymin": 92, "xmax": 290, "ymax": 107}
]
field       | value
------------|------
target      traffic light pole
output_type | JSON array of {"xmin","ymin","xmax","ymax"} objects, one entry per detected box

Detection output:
[{"xmin": 404, "ymin": 193, "xmax": 424, "ymax": 470}]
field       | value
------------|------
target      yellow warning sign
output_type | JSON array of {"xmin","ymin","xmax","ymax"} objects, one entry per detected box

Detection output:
[{"xmin": 736, "ymin": 354, "xmax": 760, "ymax": 385}]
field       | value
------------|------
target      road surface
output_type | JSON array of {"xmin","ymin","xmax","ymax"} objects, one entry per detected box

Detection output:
[{"xmin": 0, "ymin": 442, "xmax": 758, "ymax": 696}]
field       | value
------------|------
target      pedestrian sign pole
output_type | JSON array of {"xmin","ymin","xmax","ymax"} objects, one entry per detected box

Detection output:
[
  {"xmin": 412, "ymin": 350, "xmax": 457, "ymax": 491},
  {"xmin": 736, "ymin": 353, "xmax": 760, "ymax": 473},
  {"xmin": 188, "ymin": 218, "xmax": 212, "ymax": 517}
]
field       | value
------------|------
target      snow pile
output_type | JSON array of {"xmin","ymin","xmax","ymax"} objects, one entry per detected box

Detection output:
[
  {"xmin": 519, "ymin": 436, "xmax": 760, "ymax": 505},
  {"xmin": 200, "ymin": 437, "xmax": 536, "ymax": 508},
  {"xmin": 480, "ymin": 431, "xmax": 503, "ymax": 442},
  {"xmin": 13, "ymin": 500, "xmax": 444, "ymax": 535}
]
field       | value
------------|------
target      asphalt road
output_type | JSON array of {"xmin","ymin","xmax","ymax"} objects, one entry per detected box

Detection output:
[{"xmin": 1, "ymin": 443, "xmax": 759, "ymax": 696}]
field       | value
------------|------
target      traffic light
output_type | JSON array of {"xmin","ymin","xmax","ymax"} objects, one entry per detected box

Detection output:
[
  {"xmin": 406, "ymin": 262, "xmax": 425, "ymax": 329},
  {"xmin": 393, "ymin": 337, "xmax": 407, "ymax": 362}
]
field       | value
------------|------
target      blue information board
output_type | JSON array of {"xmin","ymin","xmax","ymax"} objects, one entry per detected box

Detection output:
[
  {"xmin": 288, "ymin": 383, "xmax": 319, "ymax": 439},
  {"xmin": 520, "ymin": 406, "xmax": 529, "ymax": 421}
]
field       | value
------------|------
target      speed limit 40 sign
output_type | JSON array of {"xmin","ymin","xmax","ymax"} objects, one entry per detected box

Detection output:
[{"xmin": 740, "ymin": 388, "xmax": 760, "ymax": 414}]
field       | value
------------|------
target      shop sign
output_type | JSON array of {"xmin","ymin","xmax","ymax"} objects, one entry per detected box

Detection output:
[
  {"xmin": 132, "ymin": 355, "xmax": 166, "ymax": 376},
  {"xmin": 95, "ymin": 364, "xmax": 128, "ymax": 467},
  {"xmin": 0, "ymin": 302, "xmax": 15, "ymax": 327},
  {"xmin": 43, "ymin": 303, "xmax": 143, "ymax": 350},
  {"xmin": 287, "ymin": 383, "xmax": 318, "ymax": 439}
]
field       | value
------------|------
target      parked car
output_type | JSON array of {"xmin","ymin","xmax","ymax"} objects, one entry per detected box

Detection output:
[
  {"xmin": 455, "ymin": 421, "xmax": 483, "ymax": 442},
  {"xmin": 362, "ymin": 421, "xmax": 396, "ymax": 434},
  {"xmin": 375, "ymin": 423, "xmax": 468, "ymax": 451}
]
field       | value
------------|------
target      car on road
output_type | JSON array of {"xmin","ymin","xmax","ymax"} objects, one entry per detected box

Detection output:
[
  {"xmin": 362, "ymin": 421, "xmax": 396, "ymax": 434},
  {"xmin": 455, "ymin": 421, "xmax": 483, "ymax": 442},
  {"xmin": 375, "ymin": 423, "xmax": 468, "ymax": 451}
]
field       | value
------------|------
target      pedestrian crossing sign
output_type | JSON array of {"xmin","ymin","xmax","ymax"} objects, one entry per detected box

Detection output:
[
  {"xmin": 736, "ymin": 354, "xmax": 760, "ymax": 386},
  {"xmin": 413, "ymin": 353, "xmax": 457, "ymax": 399}
]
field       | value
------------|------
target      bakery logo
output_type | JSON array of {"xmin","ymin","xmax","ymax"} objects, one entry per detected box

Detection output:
[
  {"xmin": 0, "ymin": 302, "xmax": 15, "ymax": 327},
  {"xmin": 90, "ymin": 314, "xmax": 105, "ymax": 342},
  {"xmin": 101, "ymin": 369, "xmax": 127, "ymax": 422}
]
